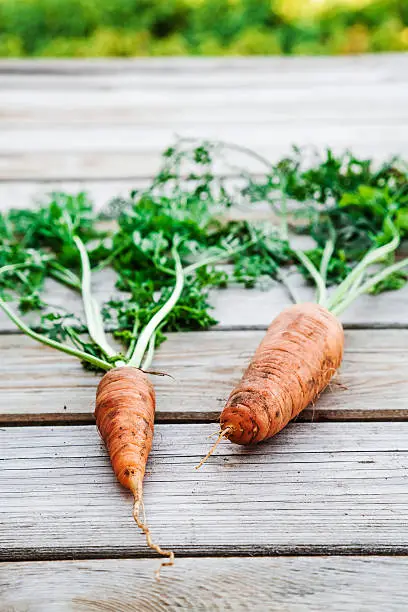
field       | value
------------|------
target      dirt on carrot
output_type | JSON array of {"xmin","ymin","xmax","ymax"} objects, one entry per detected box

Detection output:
[
  {"xmin": 221, "ymin": 303, "xmax": 344, "ymax": 445},
  {"xmin": 95, "ymin": 366, "xmax": 174, "ymax": 577},
  {"xmin": 196, "ymin": 303, "xmax": 344, "ymax": 468}
]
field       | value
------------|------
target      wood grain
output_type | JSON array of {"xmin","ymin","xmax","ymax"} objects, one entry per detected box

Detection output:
[
  {"xmin": 1, "ymin": 267, "xmax": 408, "ymax": 334},
  {"xmin": 1, "ymin": 329, "xmax": 407, "ymax": 423},
  {"xmin": 0, "ymin": 179, "xmax": 150, "ymax": 210},
  {"xmin": 3, "ymin": 122, "xmax": 407, "ymax": 152},
  {"xmin": 1, "ymin": 55, "xmax": 407, "ymax": 606},
  {"xmin": 1, "ymin": 132, "xmax": 406, "ymax": 180},
  {"xmin": 0, "ymin": 53, "xmax": 406, "ymax": 78},
  {"xmin": 0, "ymin": 55, "xmax": 406, "ymax": 180},
  {"xmin": 1, "ymin": 556, "xmax": 408, "ymax": 612},
  {"xmin": 1, "ymin": 422, "xmax": 407, "ymax": 559},
  {"xmin": 210, "ymin": 280, "xmax": 408, "ymax": 328},
  {"xmin": 1, "ymin": 53, "xmax": 407, "ymax": 73}
]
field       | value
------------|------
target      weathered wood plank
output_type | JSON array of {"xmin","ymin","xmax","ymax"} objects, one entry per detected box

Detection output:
[
  {"xmin": 0, "ymin": 423, "xmax": 407, "ymax": 559},
  {"xmin": 0, "ymin": 178, "xmax": 270, "ymax": 212},
  {"xmin": 211, "ymin": 281, "xmax": 408, "ymax": 328},
  {"xmin": 0, "ymin": 55, "xmax": 406, "ymax": 179},
  {"xmin": 0, "ymin": 53, "xmax": 406, "ymax": 78},
  {"xmin": 1, "ymin": 556, "xmax": 408, "ymax": 612},
  {"xmin": 0, "ymin": 179, "xmax": 150, "ymax": 210},
  {"xmin": 1, "ymin": 329, "xmax": 407, "ymax": 423},
  {"xmin": 1, "ymin": 181, "xmax": 407, "ymax": 331},
  {"xmin": 2, "ymin": 101, "xmax": 406, "ymax": 125},
  {"xmin": 2, "ymin": 142, "xmax": 407, "ymax": 180},
  {"xmin": 3, "ymin": 125, "xmax": 407, "ymax": 154},
  {"xmin": 1, "ymin": 267, "xmax": 407, "ymax": 332},
  {"xmin": 1, "ymin": 88, "xmax": 406, "ymax": 122},
  {"xmin": 0, "ymin": 151, "xmax": 159, "ymax": 180},
  {"xmin": 1, "ymin": 125, "xmax": 407, "ymax": 181}
]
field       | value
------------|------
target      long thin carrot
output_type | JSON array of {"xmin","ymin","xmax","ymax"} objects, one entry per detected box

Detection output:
[
  {"xmin": 95, "ymin": 366, "xmax": 174, "ymax": 576},
  {"xmin": 1, "ymin": 220, "xmax": 255, "ymax": 576}
]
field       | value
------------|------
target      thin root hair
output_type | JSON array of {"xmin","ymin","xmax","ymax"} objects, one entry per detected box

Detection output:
[
  {"xmin": 132, "ymin": 487, "xmax": 175, "ymax": 581},
  {"xmin": 195, "ymin": 426, "xmax": 232, "ymax": 470}
]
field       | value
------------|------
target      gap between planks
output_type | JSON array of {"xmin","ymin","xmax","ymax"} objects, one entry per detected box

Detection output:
[
  {"xmin": 2, "ymin": 268, "xmax": 408, "ymax": 331},
  {"xmin": 2, "ymin": 139, "xmax": 407, "ymax": 181},
  {"xmin": 1, "ymin": 422, "xmax": 408, "ymax": 561},
  {"xmin": 1, "ymin": 329, "xmax": 408, "ymax": 424},
  {"xmin": 3, "ymin": 547, "xmax": 408, "ymax": 564},
  {"xmin": 1, "ymin": 56, "xmax": 407, "ymax": 180}
]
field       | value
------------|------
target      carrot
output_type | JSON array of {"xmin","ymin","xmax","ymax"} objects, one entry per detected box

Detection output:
[
  {"xmin": 1, "ymin": 217, "xmax": 255, "ymax": 578},
  {"xmin": 196, "ymin": 303, "xmax": 343, "ymax": 464},
  {"xmin": 95, "ymin": 366, "xmax": 174, "ymax": 577},
  {"xmin": 222, "ymin": 303, "xmax": 343, "ymax": 444},
  {"xmin": 197, "ymin": 224, "xmax": 408, "ymax": 466}
]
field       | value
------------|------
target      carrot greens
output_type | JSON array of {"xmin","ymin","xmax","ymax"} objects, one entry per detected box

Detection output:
[
  {"xmin": 4, "ymin": 140, "xmax": 408, "ymax": 575},
  {"xmin": 1, "ymin": 140, "xmax": 407, "ymax": 366},
  {"xmin": 0, "ymin": 146, "xmax": 291, "ymax": 370}
]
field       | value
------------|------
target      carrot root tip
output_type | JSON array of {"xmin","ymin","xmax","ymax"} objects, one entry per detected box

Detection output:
[
  {"xmin": 132, "ymin": 487, "xmax": 175, "ymax": 579},
  {"xmin": 195, "ymin": 426, "xmax": 232, "ymax": 470}
]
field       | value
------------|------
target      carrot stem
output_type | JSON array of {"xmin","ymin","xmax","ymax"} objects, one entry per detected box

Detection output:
[
  {"xmin": 177, "ymin": 136, "xmax": 273, "ymax": 171},
  {"xmin": 0, "ymin": 263, "xmax": 31, "ymax": 275},
  {"xmin": 73, "ymin": 235, "xmax": 117, "ymax": 358},
  {"xmin": 326, "ymin": 220, "xmax": 399, "ymax": 312},
  {"xmin": 0, "ymin": 297, "xmax": 113, "ymax": 370},
  {"xmin": 141, "ymin": 331, "xmax": 157, "ymax": 371},
  {"xmin": 48, "ymin": 261, "xmax": 81, "ymax": 291},
  {"xmin": 319, "ymin": 235, "xmax": 335, "ymax": 290},
  {"xmin": 294, "ymin": 249, "xmax": 327, "ymax": 306},
  {"xmin": 332, "ymin": 255, "xmax": 408, "ymax": 316},
  {"xmin": 184, "ymin": 239, "xmax": 255, "ymax": 275},
  {"xmin": 128, "ymin": 244, "xmax": 184, "ymax": 368},
  {"xmin": 294, "ymin": 220, "xmax": 404, "ymax": 317},
  {"xmin": 125, "ymin": 316, "xmax": 140, "ymax": 361},
  {"xmin": 277, "ymin": 269, "xmax": 300, "ymax": 304}
]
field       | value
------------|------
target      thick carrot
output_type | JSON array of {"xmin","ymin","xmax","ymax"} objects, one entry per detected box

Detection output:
[
  {"xmin": 95, "ymin": 366, "xmax": 174, "ymax": 575},
  {"xmin": 197, "ymin": 303, "xmax": 343, "ymax": 464},
  {"xmin": 224, "ymin": 303, "xmax": 344, "ymax": 444}
]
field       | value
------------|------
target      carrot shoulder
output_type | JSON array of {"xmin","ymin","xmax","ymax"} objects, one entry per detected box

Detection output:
[
  {"xmin": 95, "ymin": 366, "xmax": 174, "ymax": 573},
  {"xmin": 221, "ymin": 303, "xmax": 344, "ymax": 445}
]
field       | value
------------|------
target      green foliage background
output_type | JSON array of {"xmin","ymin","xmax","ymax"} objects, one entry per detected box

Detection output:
[{"xmin": 0, "ymin": 0, "xmax": 407, "ymax": 57}]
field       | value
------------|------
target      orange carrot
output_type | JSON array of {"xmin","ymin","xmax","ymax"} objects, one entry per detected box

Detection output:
[
  {"xmin": 197, "ymin": 303, "xmax": 343, "ymax": 465},
  {"xmin": 200, "ymin": 226, "xmax": 407, "ymax": 455},
  {"xmin": 95, "ymin": 366, "xmax": 174, "ymax": 576}
]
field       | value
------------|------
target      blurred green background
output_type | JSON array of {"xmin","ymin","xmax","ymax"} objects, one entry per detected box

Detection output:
[{"xmin": 0, "ymin": 0, "xmax": 407, "ymax": 57}]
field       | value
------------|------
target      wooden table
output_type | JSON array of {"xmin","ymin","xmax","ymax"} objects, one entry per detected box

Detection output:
[{"xmin": 1, "ymin": 55, "xmax": 408, "ymax": 611}]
